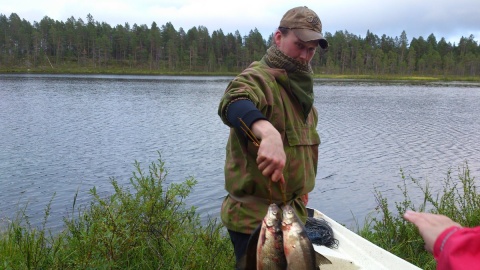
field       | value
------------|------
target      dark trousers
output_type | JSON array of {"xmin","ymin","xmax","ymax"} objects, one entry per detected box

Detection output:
[{"xmin": 228, "ymin": 229, "xmax": 251, "ymax": 269}]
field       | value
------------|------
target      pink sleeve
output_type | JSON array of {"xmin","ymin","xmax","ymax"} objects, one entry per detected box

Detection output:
[{"xmin": 434, "ymin": 225, "xmax": 480, "ymax": 270}]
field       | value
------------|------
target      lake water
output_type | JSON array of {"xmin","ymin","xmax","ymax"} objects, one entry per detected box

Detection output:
[{"xmin": 1, "ymin": 74, "xmax": 480, "ymax": 231}]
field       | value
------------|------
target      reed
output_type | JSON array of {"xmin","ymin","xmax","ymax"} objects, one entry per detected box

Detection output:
[{"xmin": 358, "ymin": 161, "xmax": 480, "ymax": 269}]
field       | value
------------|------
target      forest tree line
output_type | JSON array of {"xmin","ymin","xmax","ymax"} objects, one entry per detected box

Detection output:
[{"xmin": 1, "ymin": 13, "xmax": 479, "ymax": 76}]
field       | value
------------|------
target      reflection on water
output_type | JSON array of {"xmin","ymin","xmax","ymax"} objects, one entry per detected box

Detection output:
[{"xmin": 1, "ymin": 74, "xmax": 479, "ymax": 230}]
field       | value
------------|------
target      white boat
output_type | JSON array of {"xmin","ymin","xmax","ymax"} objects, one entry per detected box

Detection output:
[{"xmin": 308, "ymin": 208, "xmax": 422, "ymax": 270}]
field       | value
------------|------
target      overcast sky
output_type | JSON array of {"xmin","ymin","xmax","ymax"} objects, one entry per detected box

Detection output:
[{"xmin": 3, "ymin": 0, "xmax": 480, "ymax": 44}]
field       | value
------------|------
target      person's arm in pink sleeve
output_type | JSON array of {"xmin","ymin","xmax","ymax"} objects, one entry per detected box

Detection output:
[{"xmin": 433, "ymin": 226, "xmax": 480, "ymax": 270}]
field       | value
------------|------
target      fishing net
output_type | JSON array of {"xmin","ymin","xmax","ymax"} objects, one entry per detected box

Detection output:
[{"xmin": 305, "ymin": 217, "xmax": 339, "ymax": 248}]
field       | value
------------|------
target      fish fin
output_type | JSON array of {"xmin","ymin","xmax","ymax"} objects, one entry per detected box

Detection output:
[
  {"xmin": 243, "ymin": 223, "xmax": 261, "ymax": 270},
  {"xmin": 315, "ymin": 252, "xmax": 332, "ymax": 265}
]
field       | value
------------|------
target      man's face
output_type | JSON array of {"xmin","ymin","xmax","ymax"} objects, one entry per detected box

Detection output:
[{"xmin": 275, "ymin": 31, "xmax": 318, "ymax": 65}]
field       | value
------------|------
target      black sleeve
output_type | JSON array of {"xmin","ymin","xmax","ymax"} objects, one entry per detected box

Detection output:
[{"xmin": 226, "ymin": 99, "xmax": 267, "ymax": 130}]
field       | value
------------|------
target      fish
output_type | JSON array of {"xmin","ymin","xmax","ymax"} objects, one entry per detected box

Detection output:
[
  {"xmin": 257, "ymin": 203, "xmax": 287, "ymax": 269},
  {"xmin": 243, "ymin": 203, "xmax": 286, "ymax": 270},
  {"xmin": 243, "ymin": 203, "xmax": 331, "ymax": 270},
  {"xmin": 282, "ymin": 204, "xmax": 325, "ymax": 270}
]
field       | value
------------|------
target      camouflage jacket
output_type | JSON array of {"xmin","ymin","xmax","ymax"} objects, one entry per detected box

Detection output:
[{"xmin": 218, "ymin": 59, "xmax": 320, "ymax": 234}]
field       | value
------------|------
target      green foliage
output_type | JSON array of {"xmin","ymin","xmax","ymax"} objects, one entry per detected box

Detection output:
[
  {"xmin": 0, "ymin": 196, "xmax": 65, "ymax": 269},
  {"xmin": 358, "ymin": 162, "xmax": 480, "ymax": 269},
  {"xmin": 1, "ymin": 12, "xmax": 479, "ymax": 77},
  {"xmin": 0, "ymin": 153, "xmax": 234, "ymax": 269}
]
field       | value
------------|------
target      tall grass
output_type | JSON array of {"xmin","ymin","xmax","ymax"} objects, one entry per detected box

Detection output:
[
  {"xmin": 0, "ymin": 154, "xmax": 234, "ymax": 269},
  {"xmin": 2, "ymin": 155, "xmax": 478, "ymax": 269},
  {"xmin": 358, "ymin": 162, "xmax": 480, "ymax": 269}
]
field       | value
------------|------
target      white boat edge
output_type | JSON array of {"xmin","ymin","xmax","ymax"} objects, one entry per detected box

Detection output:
[{"xmin": 308, "ymin": 208, "xmax": 422, "ymax": 270}]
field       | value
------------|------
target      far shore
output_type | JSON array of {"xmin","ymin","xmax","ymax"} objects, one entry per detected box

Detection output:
[{"xmin": 2, "ymin": 67, "xmax": 480, "ymax": 83}]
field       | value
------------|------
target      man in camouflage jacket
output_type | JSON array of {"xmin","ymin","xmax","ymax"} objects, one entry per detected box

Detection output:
[{"xmin": 217, "ymin": 6, "xmax": 328, "ymax": 267}]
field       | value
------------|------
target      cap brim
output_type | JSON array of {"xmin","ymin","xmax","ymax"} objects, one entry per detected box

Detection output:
[{"xmin": 292, "ymin": 29, "xmax": 329, "ymax": 49}]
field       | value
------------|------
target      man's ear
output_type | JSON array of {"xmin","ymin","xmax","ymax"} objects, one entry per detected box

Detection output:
[{"xmin": 273, "ymin": 30, "xmax": 282, "ymax": 46}]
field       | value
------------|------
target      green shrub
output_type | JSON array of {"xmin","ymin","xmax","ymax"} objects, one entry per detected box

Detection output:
[
  {"xmin": 358, "ymin": 162, "xmax": 480, "ymax": 269},
  {"xmin": 0, "ymin": 154, "xmax": 234, "ymax": 269}
]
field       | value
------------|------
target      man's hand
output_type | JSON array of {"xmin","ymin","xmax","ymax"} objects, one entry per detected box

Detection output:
[
  {"xmin": 251, "ymin": 120, "xmax": 286, "ymax": 182},
  {"xmin": 403, "ymin": 210, "xmax": 462, "ymax": 253}
]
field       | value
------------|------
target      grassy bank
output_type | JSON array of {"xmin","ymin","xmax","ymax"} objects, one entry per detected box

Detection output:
[
  {"xmin": 0, "ymin": 66, "xmax": 239, "ymax": 77},
  {"xmin": 0, "ymin": 154, "xmax": 234, "ymax": 269},
  {"xmin": 1, "ymin": 155, "xmax": 478, "ymax": 269},
  {"xmin": 315, "ymin": 73, "xmax": 480, "ymax": 82},
  {"xmin": 2, "ymin": 65, "xmax": 480, "ymax": 82},
  {"xmin": 358, "ymin": 162, "xmax": 480, "ymax": 269}
]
